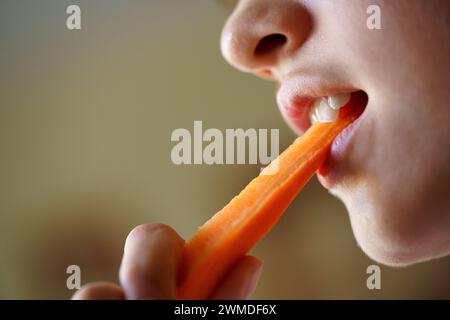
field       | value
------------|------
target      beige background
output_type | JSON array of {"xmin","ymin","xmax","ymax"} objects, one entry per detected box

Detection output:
[{"xmin": 1, "ymin": 0, "xmax": 449, "ymax": 299}]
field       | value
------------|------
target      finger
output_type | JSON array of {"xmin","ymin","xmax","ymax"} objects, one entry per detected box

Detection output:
[
  {"xmin": 119, "ymin": 223, "xmax": 185, "ymax": 300},
  {"xmin": 210, "ymin": 256, "xmax": 263, "ymax": 300},
  {"xmin": 71, "ymin": 282, "xmax": 124, "ymax": 300}
]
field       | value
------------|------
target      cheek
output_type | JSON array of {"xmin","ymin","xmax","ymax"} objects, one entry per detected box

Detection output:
[
  {"xmin": 329, "ymin": 2, "xmax": 421, "ymax": 92},
  {"xmin": 312, "ymin": 0, "xmax": 450, "ymax": 264},
  {"xmin": 334, "ymin": 94, "xmax": 450, "ymax": 265}
]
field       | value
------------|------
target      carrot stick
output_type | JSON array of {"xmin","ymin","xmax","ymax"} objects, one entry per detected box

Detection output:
[{"xmin": 177, "ymin": 93, "xmax": 365, "ymax": 299}]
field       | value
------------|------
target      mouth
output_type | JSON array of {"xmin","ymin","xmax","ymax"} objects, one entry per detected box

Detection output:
[{"xmin": 277, "ymin": 77, "xmax": 369, "ymax": 189}]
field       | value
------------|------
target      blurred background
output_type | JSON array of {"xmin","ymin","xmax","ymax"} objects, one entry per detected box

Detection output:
[{"xmin": 1, "ymin": 0, "xmax": 449, "ymax": 299}]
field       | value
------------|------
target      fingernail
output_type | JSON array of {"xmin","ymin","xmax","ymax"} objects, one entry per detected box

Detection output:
[{"xmin": 242, "ymin": 261, "xmax": 263, "ymax": 299}]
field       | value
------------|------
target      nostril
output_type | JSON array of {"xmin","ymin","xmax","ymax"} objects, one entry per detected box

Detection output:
[{"xmin": 254, "ymin": 33, "xmax": 288, "ymax": 56}]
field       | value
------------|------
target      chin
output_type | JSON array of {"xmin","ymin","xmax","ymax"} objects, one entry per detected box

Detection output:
[
  {"xmin": 352, "ymin": 228, "xmax": 426, "ymax": 267},
  {"xmin": 339, "ymin": 191, "xmax": 450, "ymax": 267}
]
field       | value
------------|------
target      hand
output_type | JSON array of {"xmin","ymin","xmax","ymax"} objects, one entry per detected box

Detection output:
[{"xmin": 72, "ymin": 223, "xmax": 263, "ymax": 300}]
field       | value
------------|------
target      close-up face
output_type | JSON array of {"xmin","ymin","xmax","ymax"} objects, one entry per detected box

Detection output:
[
  {"xmin": 221, "ymin": 0, "xmax": 450, "ymax": 266},
  {"xmin": 3, "ymin": 0, "xmax": 450, "ymax": 301}
]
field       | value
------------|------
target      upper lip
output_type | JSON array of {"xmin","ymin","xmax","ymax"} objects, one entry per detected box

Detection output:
[{"xmin": 276, "ymin": 73, "xmax": 358, "ymax": 134}]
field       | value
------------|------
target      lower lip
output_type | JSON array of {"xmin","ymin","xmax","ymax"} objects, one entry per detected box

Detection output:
[
  {"xmin": 316, "ymin": 116, "xmax": 362, "ymax": 189},
  {"xmin": 317, "ymin": 92, "xmax": 367, "ymax": 189}
]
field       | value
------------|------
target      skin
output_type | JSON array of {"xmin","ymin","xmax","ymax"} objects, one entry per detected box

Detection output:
[
  {"xmin": 73, "ymin": 224, "xmax": 262, "ymax": 300},
  {"xmin": 221, "ymin": 0, "xmax": 450, "ymax": 266},
  {"xmin": 76, "ymin": 0, "xmax": 450, "ymax": 300}
]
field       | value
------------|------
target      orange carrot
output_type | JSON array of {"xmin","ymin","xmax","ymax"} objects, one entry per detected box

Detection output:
[{"xmin": 177, "ymin": 93, "xmax": 365, "ymax": 299}]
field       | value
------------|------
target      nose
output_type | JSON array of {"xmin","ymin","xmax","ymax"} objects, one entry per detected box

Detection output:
[{"xmin": 221, "ymin": 0, "xmax": 312, "ymax": 78}]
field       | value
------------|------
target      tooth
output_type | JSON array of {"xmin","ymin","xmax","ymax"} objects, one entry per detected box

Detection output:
[
  {"xmin": 315, "ymin": 99, "xmax": 339, "ymax": 122},
  {"xmin": 309, "ymin": 97, "xmax": 342, "ymax": 125},
  {"xmin": 327, "ymin": 93, "xmax": 351, "ymax": 110},
  {"xmin": 310, "ymin": 110, "xmax": 319, "ymax": 125}
]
